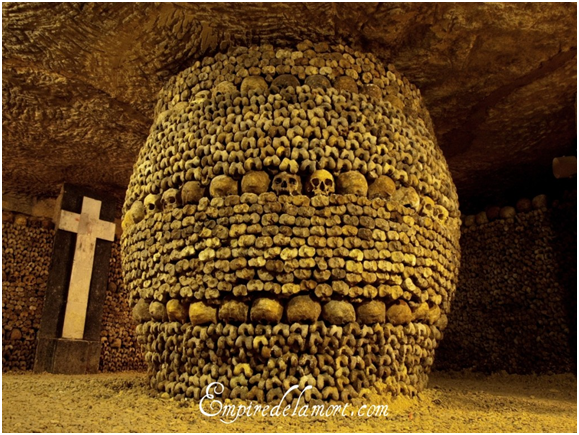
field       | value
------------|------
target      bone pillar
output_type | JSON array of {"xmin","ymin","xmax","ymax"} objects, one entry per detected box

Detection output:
[{"xmin": 122, "ymin": 41, "xmax": 461, "ymax": 401}]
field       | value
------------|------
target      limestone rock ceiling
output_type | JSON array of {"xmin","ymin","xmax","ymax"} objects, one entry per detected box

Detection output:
[{"xmin": 2, "ymin": 3, "xmax": 576, "ymax": 212}]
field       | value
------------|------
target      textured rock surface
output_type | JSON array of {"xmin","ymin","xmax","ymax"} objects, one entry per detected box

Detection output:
[{"xmin": 2, "ymin": 3, "xmax": 576, "ymax": 209}]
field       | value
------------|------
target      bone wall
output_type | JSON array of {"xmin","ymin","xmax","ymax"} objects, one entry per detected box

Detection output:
[
  {"xmin": 2, "ymin": 212, "xmax": 54, "ymax": 371},
  {"xmin": 99, "ymin": 241, "xmax": 146, "ymax": 372},
  {"xmin": 436, "ymin": 191, "xmax": 577, "ymax": 373},
  {"xmin": 1, "ymin": 210, "xmax": 144, "ymax": 372}
]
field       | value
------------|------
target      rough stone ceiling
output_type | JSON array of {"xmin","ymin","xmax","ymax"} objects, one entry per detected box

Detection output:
[{"xmin": 2, "ymin": 3, "xmax": 577, "ymax": 212}]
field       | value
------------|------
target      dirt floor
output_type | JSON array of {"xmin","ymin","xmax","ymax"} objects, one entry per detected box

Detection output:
[{"xmin": 2, "ymin": 370, "xmax": 576, "ymax": 433}]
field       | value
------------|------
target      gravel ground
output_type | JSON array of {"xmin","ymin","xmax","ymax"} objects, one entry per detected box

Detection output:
[{"xmin": 2, "ymin": 370, "xmax": 576, "ymax": 432}]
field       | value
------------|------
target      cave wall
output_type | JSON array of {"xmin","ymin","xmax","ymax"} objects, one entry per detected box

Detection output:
[
  {"xmin": 436, "ymin": 191, "xmax": 577, "ymax": 373},
  {"xmin": 1, "ymin": 211, "xmax": 144, "ymax": 372}
]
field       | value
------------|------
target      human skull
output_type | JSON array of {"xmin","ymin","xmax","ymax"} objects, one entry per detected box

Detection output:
[
  {"xmin": 486, "ymin": 206, "xmax": 500, "ymax": 220},
  {"xmin": 362, "ymin": 84, "xmax": 383, "ymax": 100},
  {"xmin": 181, "ymin": 181, "xmax": 204, "ymax": 205},
  {"xmin": 241, "ymin": 171, "xmax": 270, "ymax": 194},
  {"xmin": 132, "ymin": 299, "xmax": 151, "ymax": 323},
  {"xmin": 213, "ymin": 80, "xmax": 237, "ymax": 97},
  {"xmin": 421, "ymin": 196, "xmax": 435, "ymax": 216},
  {"xmin": 121, "ymin": 200, "xmax": 145, "ymax": 231},
  {"xmin": 393, "ymin": 186, "xmax": 420, "ymax": 210},
  {"xmin": 475, "ymin": 211, "xmax": 488, "ymax": 225},
  {"xmin": 131, "ymin": 200, "xmax": 145, "ymax": 223},
  {"xmin": 322, "ymin": 300, "xmax": 356, "ymax": 325},
  {"xmin": 434, "ymin": 205, "xmax": 449, "ymax": 223},
  {"xmin": 240, "ymin": 76, "xmax": 268, "ymax": 95},
  {"xmin": 144, "ymin": 194, "xmax": 161, "ymax": 216},
  {"xmin": 532, "ymin": 194, "xmax": 548, "ymax": 209},
  {"xmin": 463, "ymin": 215, "xmax": 476, "ymax": 227},
  {"xmin": 166, "ymin": 299, "xmax": 188, "ymax": 324},
  {"xmin": 515, "ymin": 198, "xmax": 532, "ymax": 213},
  {"xmin": 272, "ymin": 172, "xmax": 302, "ymax": 196},
  {"xmin": 336, "ymin": 171, "xmax": 368, "ymax": 196},
  {"xmin": 334, "ymin": 76, "xmax": 358, "ymax": 94},
  {"xmin": 306, "ymin": 170, "xmax": 335, "ymax": 196},
  {"xmin": 286, "ymin": 295, "xmax": 321, "ymax": 323},
  {"xmin": 368, "ymin": 175, "xmax": 396, "ymax": 199},
  {"xmin": 250, "ymin": 298, "xmax": 284, "ymax": 324},
  {"xmin": 270, "ymin": 74, "xmax": 300, "ymax": 93},
  {"xmin": 499, "ymin": 206, "xmax": 516, "ymax": 219},
  {"xmin": 162, "ymin": 189, "xmax": 181, "ymax": 211},
  {"xmin": 209, "ymin": 175, "xmax": 238, "ymax": 198},
  {"xmin": 304, "ymin": 75, "xmax": 331, "ymax": 91}
]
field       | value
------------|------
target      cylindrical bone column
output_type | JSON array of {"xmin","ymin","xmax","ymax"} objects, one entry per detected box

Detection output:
[{"xmin": 122, "ymin": 41, "xmax": 460, "ymax": 402}]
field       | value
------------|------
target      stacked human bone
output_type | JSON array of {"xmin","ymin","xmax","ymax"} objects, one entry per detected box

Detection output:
[
  {"xmin": 99, "ymin": 241, "xmax": 147, "ymax": 372},
  {"xmin": 437, "ymin": 191, "xmax": 576, "ymax": 374},
  {"xmin": 2, "ymin": 212, "xmax": 54, "ymax": 371},
  {"xmin": 121, "ymin": 41, "xmax": 461, "ymax": 402}
]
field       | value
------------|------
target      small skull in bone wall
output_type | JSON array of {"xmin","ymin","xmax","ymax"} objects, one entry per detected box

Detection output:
[
  {"xmin": 272, "ymin": 172, "xmax": 302, "ymax": 196},
  {"xmin": 307, "ymin": 170, "xmax": 335, "ymax": 196}
]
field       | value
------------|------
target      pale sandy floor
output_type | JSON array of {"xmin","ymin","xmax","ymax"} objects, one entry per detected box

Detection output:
[{"xmin": 2, "ymin": 370, "xmax": 576, "ymax": 433}]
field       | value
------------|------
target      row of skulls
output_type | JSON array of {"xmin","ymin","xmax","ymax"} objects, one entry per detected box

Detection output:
[{"xmin": 124, "ymin": 168, "xmax": 443, "ymax": 229}]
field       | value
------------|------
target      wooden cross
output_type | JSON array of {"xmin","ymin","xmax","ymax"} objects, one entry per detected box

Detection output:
[{"xmin": 58, "ymin": 196, "xmax": 116, "ymax": 339}]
